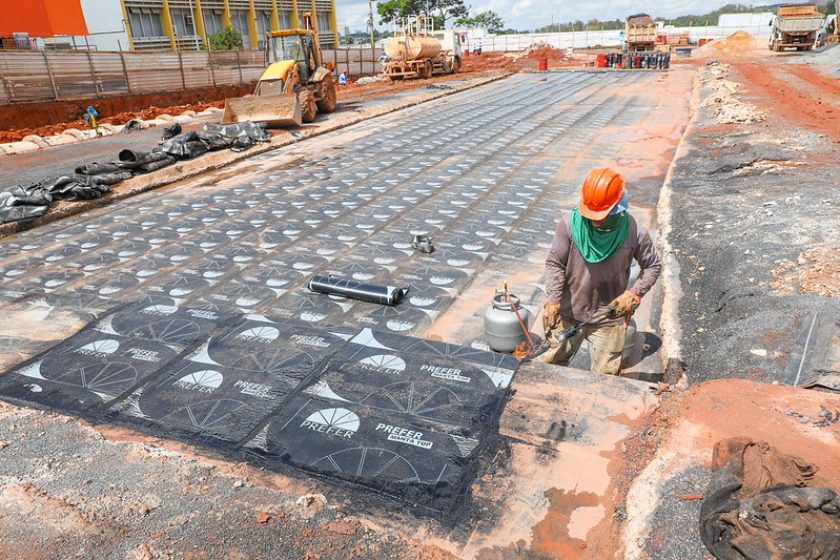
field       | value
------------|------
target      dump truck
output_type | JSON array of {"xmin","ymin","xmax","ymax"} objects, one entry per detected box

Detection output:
[
  {"xmin": 625, "ymin": 14, "xmax": 658, "ymax": 52},
  {"xmin": 382, "ymin": 16, "xmax": 460, "ymax": 80},
  {"xmin": 769, "ymin": 3, "xmax": 824, "ymax": 51},
  {"xmin": 222, "ymin": 27, "xmax": 336, "ymax": 128}
]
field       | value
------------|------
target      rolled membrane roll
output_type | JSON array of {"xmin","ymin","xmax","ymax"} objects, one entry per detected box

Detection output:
[{"xmin": 308, "ymin": 275, "xmax": 408, "ymax": 306}]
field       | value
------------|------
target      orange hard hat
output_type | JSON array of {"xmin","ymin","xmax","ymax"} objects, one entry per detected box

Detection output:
[{"xmin": 579, "ymin": 168, "xmax": 625, "ymax": 221}]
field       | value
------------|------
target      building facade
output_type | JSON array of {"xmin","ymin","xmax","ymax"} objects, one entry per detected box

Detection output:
[
  {"xmin": 1, "ymin": 0, "xmax": 338, "ymax": 52},
  {"xmin": 121, "ymin": 0, "xmax": 339, "ymax": 51}
]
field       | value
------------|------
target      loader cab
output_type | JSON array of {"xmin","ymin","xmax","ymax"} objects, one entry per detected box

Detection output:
[{"xmin": 265, "ymin": 30, "xmax": 321, "ymax": 84}]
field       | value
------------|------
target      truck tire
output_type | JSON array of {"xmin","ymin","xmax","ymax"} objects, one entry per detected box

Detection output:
[
  {"xmin": 317, "ymin": 77, "xmax": 337, "ymax": 114},
  {"xmin": 452, "ymin": 56, "xmax": 461, "ymax": 73},
  {"xmin": 299, "ymin": 89, "xmax": 317, "ymax": 123},
  {"xmin": 419, "ymin": 60, "xmax": 432, "ymax": 79}
]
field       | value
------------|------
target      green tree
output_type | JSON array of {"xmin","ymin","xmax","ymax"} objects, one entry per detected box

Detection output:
[
  {"xmin": 377, "ymin": 0, "xmax": 468, "ymax": 27},
  {"xmin": 456, "ymin": 10, "xmax": 505, "ymax": 33},
  {"xmin": 208, "ymin": 26, "xmax": 242, "ymax": 51}
]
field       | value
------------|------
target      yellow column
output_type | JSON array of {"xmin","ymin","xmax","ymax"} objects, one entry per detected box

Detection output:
[
  {"xmin": 310, "ymin": 0, "xmax": 318, "ymax": 33},
  {"xmin": 119, "ymin": 0, "xmax": 135, "ymax": 50},
  {"xmin": 194, "ymin": 0, "xmax": 208, "ymax": 46},
  {"xmin": 222, "ymin": 0, "xmax": 232, "ymax": 27},
  {"xmin": 248, "ymin": 0, "xmax": 259, "ymax": 48},
  {"xmin": 328, "ymin": 0, "xmax": 338, "ymax": 47},
  {"xmin": 161, "ymin": 0, "xmax": 178, "ymax": 51},
  {"xmin": 270, "ymin": 0, "xmax": 280, "ymax": 31},
  {"xmin": 290, "ymin": 0, "xmax": 300, "ymax": 28}
]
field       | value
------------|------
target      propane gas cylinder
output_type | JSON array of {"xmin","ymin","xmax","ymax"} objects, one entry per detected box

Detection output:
[{"xmin": 483, "ymin": 291, "xmax": 531, "ymax": 353}]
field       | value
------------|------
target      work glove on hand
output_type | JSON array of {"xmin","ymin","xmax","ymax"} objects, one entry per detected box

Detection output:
[
  {"xmin": 543, "ymin": 301, "xmax": 562, "ymax": 333},
  {"xmin": 608, "ymin": 290, "xmax": 641, "ymax": 318}
]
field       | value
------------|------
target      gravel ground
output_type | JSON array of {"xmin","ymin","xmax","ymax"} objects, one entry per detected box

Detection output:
[
  {"xmin": 644, "ymin": 465, "xmax": 711, "ymax": 560},
  {"xmin": 667, "ymin": 65, "xmax": 840, "ymax": 384}
]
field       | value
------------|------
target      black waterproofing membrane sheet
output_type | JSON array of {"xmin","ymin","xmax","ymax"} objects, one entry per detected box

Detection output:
[
  {"xmin": 0, "ymin": 305, "xmax": 517, "ymax": 512},
  {"xmin": 308, "ymin": 274, "xmax": 408, "ymax": 306}
]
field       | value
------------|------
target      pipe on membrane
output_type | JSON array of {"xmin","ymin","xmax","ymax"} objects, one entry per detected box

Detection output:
[{"xmin": 308, "ymin": 275, "xmax": 409, "ymax": 306}]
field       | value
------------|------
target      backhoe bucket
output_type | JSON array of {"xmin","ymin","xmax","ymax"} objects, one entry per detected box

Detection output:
[{"xmin": 221, "ymin": 94, "xmax": 303, "ymax": 128}]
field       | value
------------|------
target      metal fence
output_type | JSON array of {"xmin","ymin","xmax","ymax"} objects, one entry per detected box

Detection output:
[
  {"xmin": 0, "ymin": 47, "xmax": 382, "ymax": 105},
  {"xmin": 0, "ymin": 50, "xmax": 265, "ymax": 105},
  {"xmin": 321, "ymin": 47, "xmax": 380, "ymax": 78},
  {"xmin": 463, "ymin": 24, "xmax": 774, "ymax": 52}
]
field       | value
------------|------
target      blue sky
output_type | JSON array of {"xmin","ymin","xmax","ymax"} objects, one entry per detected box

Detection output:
[{"xmin": 335, "ymin": 1, "xmax": 762, "ymax": 32}]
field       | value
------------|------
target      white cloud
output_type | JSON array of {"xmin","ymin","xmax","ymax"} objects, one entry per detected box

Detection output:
[{"xmin": 336, "ymin": 0, "xmax": 771, "ymax": 32}]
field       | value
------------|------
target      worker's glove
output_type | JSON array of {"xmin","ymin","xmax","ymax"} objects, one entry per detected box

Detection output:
[
  {"xmin": 542, "ymin": 301, "xmax": 562, "ymax": 333},
  {"xmin": 608, "ymin": 290, "xmax": 641, "ymax": 318}
]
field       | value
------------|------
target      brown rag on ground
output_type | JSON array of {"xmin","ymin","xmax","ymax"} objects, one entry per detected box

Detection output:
[{"xmin": 699, "ymin": 437, "xmax": 840, "ymax": 560}]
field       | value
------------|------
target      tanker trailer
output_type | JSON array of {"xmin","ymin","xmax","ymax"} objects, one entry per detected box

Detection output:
[{"xmin": 382, "ymin": 16, "xmax": 459, "ymax": 79}]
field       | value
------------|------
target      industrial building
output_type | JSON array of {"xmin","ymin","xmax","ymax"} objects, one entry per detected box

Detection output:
[{"xmin": 0, "ymin": 0, "xmax": 338, "ymax": 52}]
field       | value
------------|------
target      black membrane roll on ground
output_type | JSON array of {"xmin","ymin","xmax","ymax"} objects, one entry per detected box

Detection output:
[{"xmin": 308, "ymin": 275, "xmax": 408, "ymax": 306}]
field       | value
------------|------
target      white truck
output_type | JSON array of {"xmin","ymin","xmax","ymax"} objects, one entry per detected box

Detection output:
[{"xmin": 769, "ymin": 4, "xmax": 824, "ymax": 51}]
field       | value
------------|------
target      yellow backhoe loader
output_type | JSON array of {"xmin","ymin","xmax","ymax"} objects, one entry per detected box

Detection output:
[{"xmin": 222, "ymin": 28, "xmax": 337, "ymax": 128}]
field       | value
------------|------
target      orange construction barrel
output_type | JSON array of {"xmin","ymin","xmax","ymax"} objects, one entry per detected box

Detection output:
[
  {"xmin": 538, "ymin": 58, "xmax": 548, "ymax": 72},
  {"xmin": 596, "ymin": 54, "xmax": 608, "ymax": 68}
]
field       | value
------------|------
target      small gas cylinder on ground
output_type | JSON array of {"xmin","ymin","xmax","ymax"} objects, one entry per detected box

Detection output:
[{"xmin": 484, "ymin": 291, "xmax": 531, "ymax": 353}]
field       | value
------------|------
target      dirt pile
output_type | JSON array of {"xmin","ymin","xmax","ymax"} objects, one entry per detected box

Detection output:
[
  {"xmin": 700, "ymin": 62, "xmax": 765, "ymax": 124},
  {"xmin": 518, "ymin": 43, "xmax": 565, "ymax": 61},
  {"xmin": 772, "ymin": 246, "xmax": 840, "ymax": 297},
  {"xmin": 461, "ymin": 52, "xmax": 519, "ymax": 73},
  {"xmin": 693, "ymin": 31, "xmax": 765, "ymax": 59}
]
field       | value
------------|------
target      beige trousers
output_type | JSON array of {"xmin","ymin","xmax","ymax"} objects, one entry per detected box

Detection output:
[{"xmin": 539, "ymin": 319, "xmax": 627, "ymax": 375}]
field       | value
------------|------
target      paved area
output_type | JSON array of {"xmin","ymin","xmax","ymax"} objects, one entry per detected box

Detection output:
[
  {"xmin": 0, "ymin": 69, "xmax": 695, "ymax": 559},
  {"xmin": 0, "ymin": 118, "xmax": 211, "ymax": 191},
  {"xmin": 0, "ymin": 80, "xmax": 479, "ymax": 193},
  {"xmin": 0, "ymin": 70, "xmax": 691, "ymax": 368}
]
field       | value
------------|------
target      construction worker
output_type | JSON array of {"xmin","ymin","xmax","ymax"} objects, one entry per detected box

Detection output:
[{"xmin": 541, "ymin": 168, "xmax": 661, "ymax": 375}]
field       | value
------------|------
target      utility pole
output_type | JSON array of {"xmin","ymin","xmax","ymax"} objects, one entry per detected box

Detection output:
[{"xmin": 368, "ymin": 0, "xmax": 375, "ymax": 46}]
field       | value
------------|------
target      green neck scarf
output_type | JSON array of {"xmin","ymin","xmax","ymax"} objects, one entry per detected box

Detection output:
[{"xmin": 570, "ymin": 208, "xmax": 630, "ymax": 263}]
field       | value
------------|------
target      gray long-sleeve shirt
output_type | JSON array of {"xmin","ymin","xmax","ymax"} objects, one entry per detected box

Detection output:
[{"xmin": 545, "ymin": 214, "xmax": 661, "ymax": 326}]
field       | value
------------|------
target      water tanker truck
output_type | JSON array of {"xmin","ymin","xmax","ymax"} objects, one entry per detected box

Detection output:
[{"xmin": 382, "ymin": 16, "xmax": 461, "ymax": 80}]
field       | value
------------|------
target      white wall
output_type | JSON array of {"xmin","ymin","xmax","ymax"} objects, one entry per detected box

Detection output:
[
  {"xmin": 463, "ymin": 19, "xmax": 774, "ymax": 52},
  {"xmin": 76, "ymin": 0, "xmax": 132, "ymax": 51}
]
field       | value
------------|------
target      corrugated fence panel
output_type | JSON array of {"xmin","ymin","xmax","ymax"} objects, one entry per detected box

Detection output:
[
  {"xmin": 209, "ymin": 51, "xmax": 244, "ymax": 86},
  {"xmin": 321, "ymin": 48, "xmax": 379, "ymax": 77},
  {"xmin": 48, "ymin": 52, "xmax": 100, "ymax": 100},
  {"xmin": 0, "ymin": 51, "xmax": 55, "ymax": 102},
  {"xmin": 92, "ymin": 52, "xmax": 130, "ymax": 96},
  {"xmin": 124, "ymin": 52, "xmax": 185, "ymax": 95},
  {"xmin": 0, "ymin": 50, "xmax": 263, "ymax": 105},
  {"xmin": 181, "ymin": 52, "xmax": 212, "ymax": 89}
]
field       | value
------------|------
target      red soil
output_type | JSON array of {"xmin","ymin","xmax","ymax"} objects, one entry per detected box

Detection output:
[
  {"xmin": 731, "ymin": 61, "xmax": 840, "ymax": 144},
  {"xmin": 0, "ymin": 84, "xmax": 253, "ymax": 143}
]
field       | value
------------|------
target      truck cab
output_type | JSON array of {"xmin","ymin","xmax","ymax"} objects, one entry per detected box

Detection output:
[{"xmin": 433, "ymin": 29, "xmax": 462, "ymax": 72}]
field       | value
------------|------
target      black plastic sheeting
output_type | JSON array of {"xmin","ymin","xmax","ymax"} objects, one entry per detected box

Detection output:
[
  {"xmin": 308, "ymin": 274, "xmax": 408, "ymax": 306},
  {"xmin": 0, "ymin": 302, "xmax": 233, "ymax": 416},
  {"xmin": 0, "ymin": 305, "xmax": 517, "ymax": 513},
  {"xmin": 0, "ymin": 121, "xmax": 272, "ymax": 226}
]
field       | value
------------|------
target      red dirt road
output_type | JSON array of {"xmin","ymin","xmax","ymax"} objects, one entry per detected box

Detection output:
[{"xmin": 731, "ymin": 61, "xmax": 840, "ymax": 143}]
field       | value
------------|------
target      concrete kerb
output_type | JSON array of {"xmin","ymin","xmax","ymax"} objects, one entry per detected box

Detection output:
[
  {"xmin": 0, "ymin": 72, "xmax": 513, "ymax": 240},
  {"xmin": 655, "ymin": 72, "xmax": 702, "ymax": 389}
]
